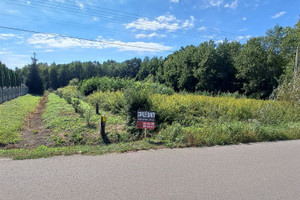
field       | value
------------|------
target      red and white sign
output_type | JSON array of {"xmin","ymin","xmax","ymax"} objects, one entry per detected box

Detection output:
[
  {"xmin": 136, "ymin": 121, "xmax": 155, "ymax": 129},
  {"xmin": 136, "ymin": 111, "xmax": 155, "ymax": 129}
]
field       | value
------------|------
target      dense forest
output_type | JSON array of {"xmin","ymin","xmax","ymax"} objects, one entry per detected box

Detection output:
[{"xmin": 4, "ymin": 19, "xmax": 300, "ymax": 99}]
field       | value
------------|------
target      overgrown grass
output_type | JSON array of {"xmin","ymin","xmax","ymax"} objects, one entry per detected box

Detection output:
[
  {"xmin": 152, "ymin": 94, "xmax": 300, "ymax": 125},
  {"xmin": 0, "ymin": 95, "xmax": 41, "ymax": 145},
  {"xmin": 0, "ymin": 140, "xmax": 165, "ymax": 160},
  {"xmin": 153, "ymin": 94, "xmax": 300, "ymax": 146},
  {"xmin": 43, "ymin": 93, "xmax": 127, "ymax": 146}
]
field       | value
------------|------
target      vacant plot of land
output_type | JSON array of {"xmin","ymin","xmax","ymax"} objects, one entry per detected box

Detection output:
[{"xmin": 0, "ymin": 95, "xmax": 41, "ymax": 145}]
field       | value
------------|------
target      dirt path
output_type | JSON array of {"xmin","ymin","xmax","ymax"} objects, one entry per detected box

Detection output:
[{"xmin": 10, "ymin": 94, "xmax": 54, "ymax": 149}]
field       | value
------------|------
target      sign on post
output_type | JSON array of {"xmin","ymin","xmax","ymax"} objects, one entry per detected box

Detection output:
[{"xmin": 136, "ymin": 111, "xmax": 155, "ymax": 129}]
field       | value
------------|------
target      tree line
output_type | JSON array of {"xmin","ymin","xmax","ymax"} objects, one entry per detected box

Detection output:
[
  {"xmin": 0, "ymin": 62, "xmax": 21, "ymax": 88},
  {"xmin": 5, "ymin": 19, "xmax": 300, "ymax": 98}
]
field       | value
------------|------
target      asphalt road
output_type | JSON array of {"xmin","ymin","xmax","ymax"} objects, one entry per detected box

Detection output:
[{"xmin": 1, "ymin": 140, "xmax": 300, "ymax": 200}]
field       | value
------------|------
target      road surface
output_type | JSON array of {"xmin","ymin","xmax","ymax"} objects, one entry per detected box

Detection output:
[{"xmin": 1, "ymin": 140, "xmax": 300, "ymax": 200}]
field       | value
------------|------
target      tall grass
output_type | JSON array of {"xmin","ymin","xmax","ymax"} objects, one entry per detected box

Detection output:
[{"xmin": 151, "ymin": 94, "xmax": 300, "ymax": 125}]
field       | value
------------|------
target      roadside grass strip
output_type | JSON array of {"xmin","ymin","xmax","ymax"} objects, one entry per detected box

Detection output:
[
  {"xmin": 0, "ymin": 140, "xmax": 165, "ymax": 160},
  {"xmin": 0, "ymin": 95, "xmax": 41, "ymax": 145}
]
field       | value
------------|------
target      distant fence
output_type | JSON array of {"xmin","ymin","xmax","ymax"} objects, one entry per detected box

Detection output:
[{"xmin": 0, "ymin": 84, "xmax": 28, "ymax": 104}]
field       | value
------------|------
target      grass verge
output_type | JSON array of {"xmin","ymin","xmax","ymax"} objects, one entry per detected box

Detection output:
[
  {"xmin": 0, "ymin": 140, "xmax": 165, "ymax": 160},
  {"xmin": 0, "ymin": 95, "xmax": 41, "ymax": 145}
]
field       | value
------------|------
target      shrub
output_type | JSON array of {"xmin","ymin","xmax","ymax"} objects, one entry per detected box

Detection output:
[
  {"xmin": 87, "ymin": 91, "xmax": 126, "ymax": 114},
  {"xmin": 55, "ymin": 86, "xmax": 83, "ymax": 104},
  {"xmin": 78, "ymin": 76, "xmax": 174, "ymax": 96},
  {"xmin": 78, "ymin": 77, "xmax": 133, "ymax": 96},
  {"xmin": 69, "ymin": 78, "xmax": 79, "ymax": 86}
]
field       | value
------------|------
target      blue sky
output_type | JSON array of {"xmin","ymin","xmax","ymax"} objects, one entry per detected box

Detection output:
[{"xmin": 0, "ymin": 0, "xmax": 299, "ymax": 69}]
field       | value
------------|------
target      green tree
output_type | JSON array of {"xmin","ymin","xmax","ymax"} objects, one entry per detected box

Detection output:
[
  {"xmin": 215, "ymin": 40, "xmax": 241, "ymax": 92},
  {"xmin": 192, "ymin": 41, "xmax": 219, "ymax": 92},
  {"xmin": 26, "ymin": 53, "xmax": 44, "ymax": 94},
  {"xmin": 58, "ymin": 65, "xmax": 69, "ymax": 87},
  {"xmin": 3, "ymin": 67, "xmax": 10, "ymax": 87},
  {"xmin": 235, "ymin": 37, "xmax": 284, "ymax": 99},
  {"xmin": 0, "ymin": 63, "xmax": 4, "ymax": 87},
  {"xmin": 49, "ymin": 66, "xmax": 59, "ymax": 90}
]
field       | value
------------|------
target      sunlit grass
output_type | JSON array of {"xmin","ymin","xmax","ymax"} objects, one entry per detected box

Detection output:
[{"xmin": 0, "ymin": 95, "xmax": 41, "ymax": 145}]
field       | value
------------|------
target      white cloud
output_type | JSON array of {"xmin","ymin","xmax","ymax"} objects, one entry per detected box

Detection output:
[
  {"xmin": 49, "ymin": 0, "xmax": 65, "ymax": 2},
  {"xmin": 198, "ymin": 26, "xmax": 207, "ymax": 31},
  {"xmin": 207, "ymin": 0, "xmax": 223, "ymax": 7},
  {"xmin": 271, "ymin": 11, "xmax": 286, "ymax": 19},
  {"xmin": 26, "ymin": 1, "xmax": 31, "ymax": 5},
  {"xmin": 182, "ymin": 16, "xmax": 195, "ymax": 28},
  {"xmin": 106, "ymin": 41, "xmax": 172, "ymax": 52},
  {"xmin": 125, "ymin": 14, "xmax": 195, "ymax": 32},
  {"xmin": 135, "ymin": 33, "xmax": 167, "ymax": 39},
  {"xmin": 224, "ymin": 0, "xmax": 238, "ymax": 9},
  {"xmin": 204, "ymin": 0, "xmax": 238, "ymax": 9},
  {"xmin": 242, "ymin": 17, "xmax": 247, "ymax": 21},
  {"xmin": 27, "ymin": 34, "xmax": 172, "ymax": 52},
  {"xmin": 76, "ymin": 1, "xmax": 84, "ymax": 10},
  {"xmin": 169, "ymin": 0, "xmax": 179, "ymax": 3},
  {"xmin": 236, "ymin": 34, "xmax": 251, "ymax": 40},
  {"xmin": 92, "ymin": 17, "xmax": 99, "ymax": 21},
  {"xmin": 0, "ymin": 34, "xmax": 23, "ymax": 40}
]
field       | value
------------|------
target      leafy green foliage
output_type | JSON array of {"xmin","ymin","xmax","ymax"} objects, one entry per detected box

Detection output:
[
  {"xmin": 87, "ymin": 91, "xmax": 126, "ymax": 114},
  {"xmin": 78, "ymin": 76, "xmax": 132, "ymax": 96},
  {"xmin": 0, "ymin": 95, "xmax": 41, "ymax": 145},
  {"xmin": 235, "ymin": 37, "xmax": 284, "ymax": 99},
  {"xmin": 79, "ymin": 77, "xmax": 174, "ymax": 96},
  {"xmin": 55, "ymin": 85, "xmax": 83, "ymax": 104},
  {"xmin": 0, "ymin": 62, "xmax": 20, "ymax": 88},
  {"xmin": 124, "ymin": 83, "xmax": 153, "ymax": 127}
]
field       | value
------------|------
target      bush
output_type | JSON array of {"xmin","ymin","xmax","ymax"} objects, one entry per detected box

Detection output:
[
  {"xmin": 275, "ymin": 75, "xmax": 300, "ymax": 104},
  {"xmin": 78, "ymin": 76, "xmax": 174, "ymax": 96},
  {"xmin": 55, "ymin": 86, "xmax": 83, "ymax": 104},
  {"xmin": 87, "ymin": 91, "xmax": 126, "ymax": 114},
  {"xmin": 69, "ymin": 78, "xmax": 79, "ymax": 86},
  {"xmin": 78, "ymin": 77, "xmax": 133, "ymax": 96}
]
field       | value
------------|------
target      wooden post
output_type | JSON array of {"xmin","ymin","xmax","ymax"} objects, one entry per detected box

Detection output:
[
  {"xmin": 144, "ymin": 129, "xmax": 147, "ymax": 139},
  {"xmin": 100, "ymin": 116, "xmax": 110, "ymax": 144}
]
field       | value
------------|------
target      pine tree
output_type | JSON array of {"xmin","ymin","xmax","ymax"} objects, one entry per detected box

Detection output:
[
  {"xmin": 26, "ymin": 53, "xmax": 44, "ymax": 95},
  {"xmin": 49, "ymin": 67, "xmax": 59, "ymax": 90}
]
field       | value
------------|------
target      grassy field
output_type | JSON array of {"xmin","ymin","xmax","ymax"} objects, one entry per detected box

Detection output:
[
  {"xmin": 0, "ymin": 95, "xmax": 41, "ymax": 145},
  {"xmin": 43, "ymin": 93, "xmax": 127, "ymax": 146}
]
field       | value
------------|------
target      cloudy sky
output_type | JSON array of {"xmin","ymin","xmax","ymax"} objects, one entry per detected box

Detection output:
[{"xmin": 0, "ymin": 0, "xmax": 299, "ymax": 69}]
